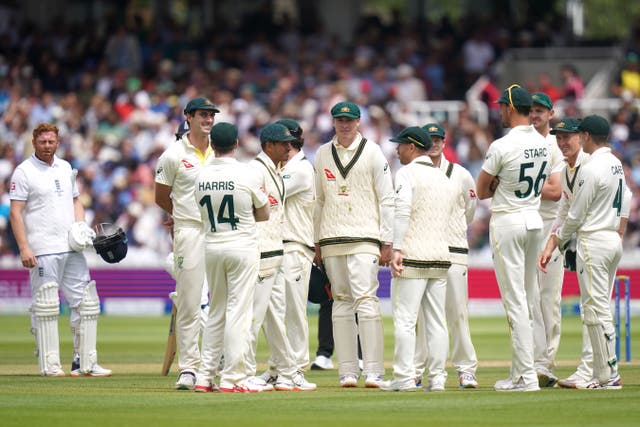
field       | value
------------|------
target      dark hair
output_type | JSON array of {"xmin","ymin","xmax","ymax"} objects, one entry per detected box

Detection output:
[{"xmin": 514, "ymin": 105, "xmax": 531, "ymax": 116}]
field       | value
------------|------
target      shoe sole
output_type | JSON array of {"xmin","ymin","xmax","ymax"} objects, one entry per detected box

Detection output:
[
  {"xmin": 71, "ymin": 372, "xmax": 112, "ymax": 378},
  {"xmin": 341, "ymin": 382, "xmax": 358, "ymax": 388}
]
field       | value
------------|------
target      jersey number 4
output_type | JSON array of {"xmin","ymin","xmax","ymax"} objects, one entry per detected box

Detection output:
[
  {"xmin": 515, "ymin": 161, "xmax": 547, "ymax": 198},
  {"xmin": 613, "ymin": 179, "xmax": 623, "ymax": 216},
  {"xmin": 199, "ymin": 194, "xmax": 239, "ymax": 231}
]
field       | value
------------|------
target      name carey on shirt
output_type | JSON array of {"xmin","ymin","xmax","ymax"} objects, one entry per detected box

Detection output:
[
  {"xmin": 523, "ymin": 147, "xmax": 548, "ymax": 159},
  {"xmin": 198, "ymin": 181, "xmax": 235, "ymax": 191}
]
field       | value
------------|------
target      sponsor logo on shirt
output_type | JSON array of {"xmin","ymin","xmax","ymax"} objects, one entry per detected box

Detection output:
[
  {"xmin": 324, "ymin": 169, "xmax": 336, "ymax": 181},
  {"xmin": 469, "ymin": 189, "xmax": 476, "ymax": 198},
  {"xmin": 181, "ymin": 159, "xmax": 194, "ymax": 169},
  {"xmin": 268, "ymin": 194, "xmax": 279, "ymax": 206},
  {"xmin": 156, "ymin": 166, "xmax": 163, "ymax": 175}
]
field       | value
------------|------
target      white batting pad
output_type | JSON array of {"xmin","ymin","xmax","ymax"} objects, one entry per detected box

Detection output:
[
  {"xmin": 32, "ymin": 282, "xmax": 62, "ymax": 375},
  {"xmin": 78, "ymin": 280, "xmax": 100, "ymax": 373}
]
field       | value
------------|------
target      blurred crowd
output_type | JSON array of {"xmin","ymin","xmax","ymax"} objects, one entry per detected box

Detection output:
[{"xmin": 1, "ymin": 9, "xmax": 640, "ymax": 265}]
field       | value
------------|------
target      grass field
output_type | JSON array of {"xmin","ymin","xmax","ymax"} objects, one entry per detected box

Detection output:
[{"xmin": 1, "ymin": 314, "xmax": 639, "ymax": 427}]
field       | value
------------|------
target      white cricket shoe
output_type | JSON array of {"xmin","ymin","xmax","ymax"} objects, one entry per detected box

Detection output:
[
  {"xmin": 220, "ymin": 380, "xmax": 261, "ymax": 393},
  {"xmin": 71, "ymin": 364, "xmax": 112, "ymax": 378},
  {"xmin": 174, "ymin": 371, "xmax": 196, "ymax": 390},
  {"xmin": 275, "ymin": 371, "xmax": 317, "ymax": 391},
  {"xmin": 558, "ymin": 372, "xmax": 596, "ymax": 389},
  {"xmin": 459, "ymin": 373, "xmax": 478, "ymax": 389},
  {"xmin": 380, "ymin": 378, "xmax": 418, "ymax": 392},
  {"xmin": 258, "ymin": 370, "xmax": 278, "ymax": 385},
  {"xmin": 586, "ymin": 374, "xmax": 622, "ymax": 390},
  {"xmin": 494, "ymin": 377, "xmax": 540, "ymax": 392},
  {"xmin": 310, "ymin": 355, "xmax": 333, "ymax": 370},
  {"xmin": 340, "ymin": 374, "xmax": 358, "ymax": 388},
  {"xmin": 536, "ymin": 367, "xmax": 558, "ymax": 388},
  {"xmin": 194, "ymin": 377, "xmax": 220, "ymax": 393},
  {"xmin": 245, "ymin": 376, "xmax": 274, "ymax": 392},
  {"xmin": 43, "ymin": 366, "xmax": 66, "ymax": 377},
  {"xmin": 364, "ymin": 374, "xmax": 384, "ymax": 388},
  {"xmin": 426, "ymin": 378, "xmax": 446, "ymax": 392}
]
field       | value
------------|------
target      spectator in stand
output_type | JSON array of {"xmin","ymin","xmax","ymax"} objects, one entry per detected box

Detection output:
[
  {"xmin": 561, "ymin": 64, "xmax": 585, "ymax": 102},
  {"xmin": 537, "ymin": 73, "xmax": 562, "ymax": 103}
]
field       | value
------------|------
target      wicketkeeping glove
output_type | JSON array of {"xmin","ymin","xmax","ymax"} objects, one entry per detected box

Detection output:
[{"xmin": 562, "ymin": 237, "xmax": 577, "ymax": 272}]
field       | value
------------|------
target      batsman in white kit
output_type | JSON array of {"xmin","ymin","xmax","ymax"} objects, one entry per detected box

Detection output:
[
  {"xmin": 379, "ymin": 126, "xmax": 455, "ymax": 392},
  {"xmin": 192, "ymin": 122, "xmax": 270, "ymax": 393},
  {"xmin": 477, "ymin": 85, "xmax": 550, "ymax": 392},
  {"xmin": 9, "ymin": 123, "xmax": 111, "ymax": 377}
]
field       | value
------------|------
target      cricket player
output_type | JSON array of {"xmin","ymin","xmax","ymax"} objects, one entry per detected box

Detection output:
[
  {"xmin": 413, "ymin": 122, "xmax": 479, "ymax": 389},
  {"xmin": 247, "ymin": 123, "xmax": 316, "ymax": 391},
  {"xmin": 477, "ymin": 84, "xmax": 549, "ymax": 392},
  {"xmin": 9, "ymin": 123, "xmax": 111, "ymax": 377},
  {"xmin": 193, "ymin": 122, "xmax": 270, "ymax": 393},
  {"xmin": 314, "ymin": 101, "xmax": 395, "ymax": 388},
  {"xmin": 155, "ymin": 97, "xmax": 218, "ymax": 390},
  {"xmin": 272, "ymin": 118, "xmax": 316, "ymax": 372},
  {"xmin": 380, "ymin": 126, "xmax": 455, "ymax": 392},
  {"xmin": 540, "ymin": 115, "xmax": 627, "ymax": 389},
  {"xmin": 529, "ymin": 92, "xmax": 565, "ymax": 387}
]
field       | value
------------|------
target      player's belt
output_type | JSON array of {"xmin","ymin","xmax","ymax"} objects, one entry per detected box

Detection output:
[
  {"xmin": 402, "ymin": 259, "xmax": 452, "ymax": 269},
  {"xmin": 448, "ymin": 246, "xmax": 469, "ymax": 254},
  {"xmin": 283, "ymin": 240, "xmax": 315, "ymax": 252},
  {"xmin": 318, "ymin": 237, "xmax": 381, "ymax": 247},
  {"xmin": 260, "ymin": 250, "xmax": 284, "ymax": 259}
]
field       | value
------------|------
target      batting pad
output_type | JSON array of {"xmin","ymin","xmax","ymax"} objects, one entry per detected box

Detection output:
[
  {"xmin": 32, "ymin": 282, "xmax": 62, "ymax": 375},
  {"xmin": 583, "ymin": 305, "xmax": 617, "ymax": 383},
  {"xmin": 78, "ymin": 280, "xmax": 100, "ymax": 373}
]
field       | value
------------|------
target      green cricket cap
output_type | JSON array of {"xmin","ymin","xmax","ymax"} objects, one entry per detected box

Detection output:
[
  {"xmin": 389, "ymin": 126, "xmax": 432, "ymax": 151},
  {"xmin": 210, "ymin": 122, "xmax": 238, "ymax": 147},
  {"xmin": 331, "ymin": 101, "xmax": 361, "ymax": 119}
]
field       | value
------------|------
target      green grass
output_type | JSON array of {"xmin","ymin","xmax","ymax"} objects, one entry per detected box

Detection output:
[{"xmin": 0, "ymin": 314, "xmax": 639, "ymax": 427}]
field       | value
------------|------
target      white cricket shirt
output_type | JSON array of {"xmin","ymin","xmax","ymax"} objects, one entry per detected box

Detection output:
[{"xmin": 9, "ymin": 154, "xmax": 79, "ymax": 256}]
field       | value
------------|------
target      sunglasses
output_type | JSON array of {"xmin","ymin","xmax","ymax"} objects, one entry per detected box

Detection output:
[{"xmin": 507, "ymin": 84, "xmax": 521, "ymax": 108}]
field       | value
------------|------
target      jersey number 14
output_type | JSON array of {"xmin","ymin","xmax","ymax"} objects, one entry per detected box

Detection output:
[{"xmin": 199, "ymin": 194, "xmax": 239, "ymax": 231}]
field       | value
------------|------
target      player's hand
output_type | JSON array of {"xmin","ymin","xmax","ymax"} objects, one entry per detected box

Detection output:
[
  {"xmin": 379, "ymin": 243, "xmax": 392, "ymax": 266},
  {"xmin": 538, "ymin": 251, "xmax": 551, "ymax": 273},
  {"xmin": 163, "ymin": 216, "xmax": 174, "ymax": 230},
  {"xmin": 390, "ymin": 250, "xmax": 404, "ymax": 278},
  {"xmin": 20, "ymin": 248, "xmax": 37, "ymax": 269}
]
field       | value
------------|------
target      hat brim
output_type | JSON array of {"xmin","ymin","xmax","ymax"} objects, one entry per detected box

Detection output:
[{"xmin": 332, "ymin": 113, "xmax": 359, "ymax": 119}]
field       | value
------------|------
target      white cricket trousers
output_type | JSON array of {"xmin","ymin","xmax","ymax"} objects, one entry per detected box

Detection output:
[
  {"xmin": 247, "ymin": 262, "xmax": 297, "ymax": 379},
  {"xmin": 199, "ymin": 243, "xmax": 258, "ymax": 384},
  {"xmin": 490, "ymin": 212, "xmax": 542, "ymax": 386},
  {"xmin": 276, "ymin": 245, "xmax": 313, "ymax": 371},
  {"xmin": 323, "ymin": 253, "xmax": 384, "ymax": 378},
  {"xmin": 172, "ymin": 223, "xmax": 205, "ymax": 373},
  {"xmin": 392, "ymin": 276, "xmax": 448, "ymax": 384},
  {"xmin": 576, "ymin": 230, "xmax": 622, "ymax": 379},
  {"xmin": 533, "ymin": 218, "xmax": 564, "ymax": 370}
]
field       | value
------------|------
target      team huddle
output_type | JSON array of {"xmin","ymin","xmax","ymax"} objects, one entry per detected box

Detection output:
[{"xmin": 10, "ymin": 84, "xmax": 629, "ymax": 392}]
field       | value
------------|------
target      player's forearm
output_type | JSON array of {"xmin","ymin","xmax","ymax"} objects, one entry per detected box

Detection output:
[
  {"xmin": 9, "ymin": 207, "xmax": 30, "ymax": 253},
  {"xmin": 73, "ymin": 198, "xmax": 86, "ymax": 222}
]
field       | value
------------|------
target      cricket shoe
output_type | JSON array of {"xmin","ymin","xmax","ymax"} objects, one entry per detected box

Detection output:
[
  {"xmin": 459, "ymin": 373, "xmax": 478, "ymax": 389},
  {"xmin": 258, "ymin": 370, "xmax": 278, "ymax": 385},
  {"xmin": 174, "ymin": 371, "xmax": 196, "ymax": 390},
  {"xmin": 380, "ymin": 378, "xmax": 418, "ymax": 392},
  {"xmin": 536, "ymin": 367, "xmax": 558, "ymax": 388},
  {"xmin": 71, "ymin": 354, "xmax": 80, "ymax": 372},
  {"xmin": 71, "ymin": 364, "xmax": 112, "ymax": 378},
  {"xmin": 426, "ymin": 378, "xmax": 446, "ymax": 392},
  {"xmin": 494, "ymin": 377, "xmax": 540, "ymax": 392},
  {"xmin": 245, "ymin": 376, "xmax": 274, "ymax": 392},
  {"xmin": 220, "ymin": 380, "xmax": 260, "ymax": 393},
  {"xmin": 340, "ymin": 374, "xmax": 358, "ymax": 388},
  {"xmin": 414, "ymin": 377, "xmax": 423, "ymax": 388},
  {"xmin": 558, "ymin": 372, "xmax": 596, "ymax": 389},
  {"xmin": 586, "ymin": 374, "xmax": 622, "ymax": 390},
  {"xmin": 364, "ymin": 374, "xmax": 384, "ymax": 388},
  {"xmin": 310, "ymin": 355, "xmax": 333, "ymax": 370},
  {"xmin": 195, "ymin": 377, "xmax": 220, "ymax": 393},
  {"xmin": 43, "ymin": 366, "xmax": 66, "ymax": 377},
  {"xmin": 275, "ymin": 371, "xmax": 317, "ymax": 391}
]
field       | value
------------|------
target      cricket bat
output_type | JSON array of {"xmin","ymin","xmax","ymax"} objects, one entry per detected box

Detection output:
[{"xmin": 161, "ymin": 303, "xmax": 177, "ymax": 376}]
